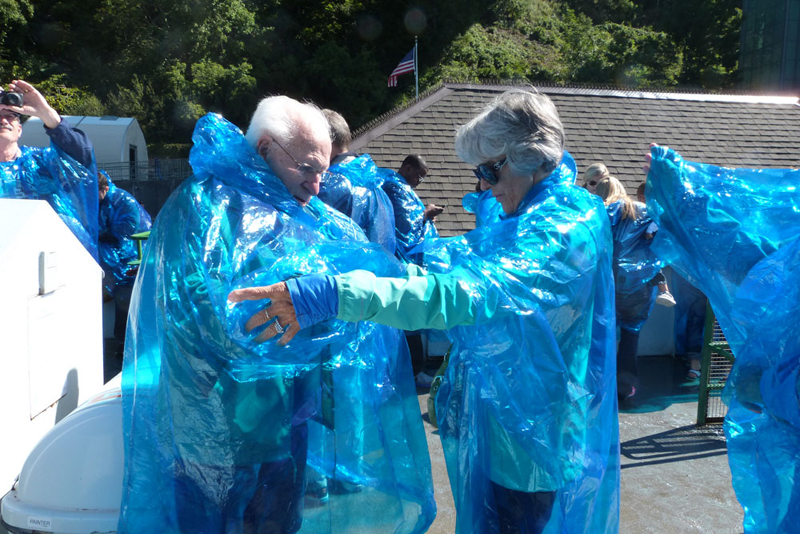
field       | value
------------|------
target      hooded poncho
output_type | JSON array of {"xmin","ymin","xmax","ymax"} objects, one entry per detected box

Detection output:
[
  {"xmin": 0, "ymin": 120, "xmax": 98, "ymax": 258},
  {"xmin": 646, "ymin": 146, "xmax": 800, "ymax": 534},
  {"xmin": 380, "ymin": 170, "xmax": 439, "ymax": 265},
  {"xmin": 463, "ymin": 151, "xmax": 578, "ymax": 230},
  {"xmin": 333, "ymin": 156, "xmax": 620, "ymax": 533},
  {"xmin": 605, "ymin": 200, "xmax": 664, "ymax": 332},
  {"xmin": 118, "ymin": 114, "xmax": 435, "ymax": 534},
  {"xmin": 98, "ymin": 174, "xmax": 152, "ymax": 293},
  {"xmin": 317, "ymin": 153, "xmax": 397, "ymax": 252}
]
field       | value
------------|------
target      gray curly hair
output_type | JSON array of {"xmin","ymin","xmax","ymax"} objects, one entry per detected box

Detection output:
[{"xmin": 454, "ymin": 89, "xmax": 564, "ymax": 177}]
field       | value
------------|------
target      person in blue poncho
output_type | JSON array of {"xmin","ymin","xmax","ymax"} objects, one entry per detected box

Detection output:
[
  {"xmin": 118, "ymin": 96, "xmax": 435, "ymax": 534},
  {"xmin": 317, "ymin": 109, "xmax": 396, "ymax": 253},
  {"xmin": 0, "ymin": 79, "xmax": 98, "ymax": 259},
  {"xmin": 97, "ymin": 171, "xmax": 151, "ymax": 350},
  {"xmin": 382, "ymin": 154, "xmax": 443, "ymax": 265},
  {"xmin": 644, "ymin": 145, "xmax": 800, "ymax": 534},
  {"xmin": 594, "ymin": 175, "xmax": 666, "ymax": 400},
  {"xmin": 231, "ymin": 89, "xmax": 620, "ymax": 534}
]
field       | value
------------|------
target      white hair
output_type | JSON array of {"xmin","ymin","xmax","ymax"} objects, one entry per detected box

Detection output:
[
  {"xmin": 455, "ymin": 89, "xmax": 564, "ymax": 176},
  {"xmin": 244, "ymin": 95, "xmax": 330, "ymax": 149}
]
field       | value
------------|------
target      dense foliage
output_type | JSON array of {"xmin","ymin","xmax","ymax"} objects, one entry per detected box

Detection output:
[{"xmin": 0, "ymin": 0, "xmax": 741, "ymax": 154}]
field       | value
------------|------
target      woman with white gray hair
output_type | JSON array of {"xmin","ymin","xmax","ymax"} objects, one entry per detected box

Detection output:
[{"xmin": 230, "ymin": 89, "xmax": 620, "ymax": 533}]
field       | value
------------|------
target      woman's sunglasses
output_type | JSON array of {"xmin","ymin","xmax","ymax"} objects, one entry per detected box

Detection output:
[{"xmin": 472, "ymin": 158, "xmax": 507, "ymax": 186}]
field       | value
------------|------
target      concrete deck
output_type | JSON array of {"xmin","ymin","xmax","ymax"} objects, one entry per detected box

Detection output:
[
  {"xmin": 0, "ymin": 356, "xmax": 744, "ymax": 534},
  {"xmin": 419, "ymin": 355, "xmax": 744, "ymax": 534}
]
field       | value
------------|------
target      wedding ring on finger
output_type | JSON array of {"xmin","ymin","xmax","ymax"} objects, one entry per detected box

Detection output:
[{"xmin": 274, "ymin": 320, "xmax": 284, "ymax": 335}]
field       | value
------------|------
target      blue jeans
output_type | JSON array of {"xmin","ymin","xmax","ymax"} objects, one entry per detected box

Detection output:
[
  {"xmin": 617, "ymin": 328, "xmax": 640, "ymax": 396},
  {"xmin": 491, "ymin": 482, "xmax": 556, "ymax": 534}
]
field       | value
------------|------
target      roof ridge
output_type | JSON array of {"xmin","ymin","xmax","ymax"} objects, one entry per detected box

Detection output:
[
  {"xmin": 354, "ymin": 78, "xmax": 799, "ymax": 141},
  {"xmin": 444, "ymin": 78, "xmax": 800, "ymax": 97},
  {"xmin": 352, "ymin": 82, "xmax": 446, "ymax": 138}
]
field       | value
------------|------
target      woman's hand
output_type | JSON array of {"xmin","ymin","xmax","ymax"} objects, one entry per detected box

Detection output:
[{"xmin": 228, "ymin": 282, "xmax": 300, "ymax": 345}]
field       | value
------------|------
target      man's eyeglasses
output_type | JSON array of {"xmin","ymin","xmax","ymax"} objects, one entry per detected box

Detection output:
[
  {"xmin": 0, "ymin": 112, "xmax": 21, "ymax": 123},
  {"xmin": 472, "ymin": 158, "xmax": 507, "ymax": 186},
  {"xmin": 272, "ymin": 139, "xmax": 328, "ymax": 180}
]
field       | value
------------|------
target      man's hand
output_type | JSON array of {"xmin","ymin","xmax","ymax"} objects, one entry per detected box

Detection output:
[
  {"xmin": 424, "ymin": 204, "xmax": 445, "ymax": 221},
  {"xmin": 228, "ymin": 282, "xmax": 300, "ymax": 345},
  {"xmin": 5, "ymin": 80, "xmax": 61, "ymax": 129}
]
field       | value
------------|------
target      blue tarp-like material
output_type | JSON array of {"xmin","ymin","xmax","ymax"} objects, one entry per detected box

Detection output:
[
  {"xmin": 646, "ymin": 146, "xmax": 800, "ymax": 534},
  {"xmin": 462, "ymin": 151, "xmax": 578, "ymax": 228},
  {"xmin": 461, "ymin": 189, "xmax": 503, "ymax": 227},
  {"xmin": 606, "ymin": 200, "xmax": 663, "ymax": 332},
  {"xmin": 118, "ymin": 114, "xmax": 435, "ymax": 534},
  {"xmin": 418, "ymin": 162, "xmax": 619, "ymax": 533},
  {"xmin": 380, "ymin": 170, "xmax": 439, "ymax": 265},
  {"xmin": 98, "ymin": 174, "xmax": 152, "ymax": 294},
  {"xmin": 318, "ymin": 154, "xmax": 397, "ymax": 252},
  {"xmin": 0, "ymin": 140, "xmax": 98, "ymax": 259}
]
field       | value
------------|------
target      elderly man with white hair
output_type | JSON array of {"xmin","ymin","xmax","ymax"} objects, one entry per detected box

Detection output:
[
  {"xmin": 118, "ymin": 97, "xmax": 434, "ymax": 534},
  {"xmin": 231, "ymin": 89, "xmax": 620, "ymax": 534}
]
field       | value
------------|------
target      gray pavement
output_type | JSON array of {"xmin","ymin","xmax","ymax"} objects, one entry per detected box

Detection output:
[
  {"xmin": 419, "ymin": 355, "xmax": 745, "ymax": 534},
  {"xmin": 0, "ymin": 355, "xmax": 744, "ymax": 534}
]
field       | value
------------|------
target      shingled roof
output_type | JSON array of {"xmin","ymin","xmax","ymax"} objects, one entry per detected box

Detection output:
[{"xmin": 351, "ymin": 82, "xmax": 800, "ymax": 237}]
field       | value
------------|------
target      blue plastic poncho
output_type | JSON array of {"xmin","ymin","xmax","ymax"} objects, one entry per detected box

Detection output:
[
  {"xmin": 646, "ymin": 146, "xmax": 800, "ymax": 534},
  {"xmin": 462, "ymin": 151, "xmax": 578, "ymax": 228},
  {"xmin": 317, "ymin": 154, "xmax": 397, "ymax": 252},
  {"xmin": 0, "ymin": 132, "xmax": 98, "ymax": 259},
  {"xmin": 380, "ymin": 170, "xmax": 439, "ymax": 265},
  {"xmin": 98, "ymin": 174, "xmax": 152, "ymax": 294},
  {"xmin": 119, "ymin": 114, "xmax": 435, "ymax": 534},
  {"xmin": 606, "ymin": 200, "xmax": 664, "ymax": 332},
  {"xmin": 333, "ymin": 157, "xmax": 619, "ymax": 533},
  {"xmin": 462, "ymin": 190, "xmax": 503, "ymax": 227},
  {"xmin": 430, "ymin": 164, "xmax": 618, "ymax": 534}
]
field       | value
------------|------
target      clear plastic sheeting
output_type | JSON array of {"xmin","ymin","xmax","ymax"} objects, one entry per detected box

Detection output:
[
  {"xmin": 380, "ymin": 170, "xmax": 439, "ymax": 265},
  {"xmin": 606, "ymin": 200, "xmax": 663, "ymax": 332},
  {"xmin": 318, "ymin": 154, "xmax": 397, "ymax": 252},
  {"xmin": 420, "ymin": 169, "xmax": 619, "ymax": 533},
  {"xmin": 98, "ymin": 174, "xmax": 152, "ymax": 294},
  {"xmin": 0, "ymin": 141, "xmax": 98, "ymax": 259},
  {"xmin": 119, "ymin": 114, "xmax": 435, "ymax": 534},
  {"xmin": 646, "ymin": 146, "xmax": 800, "ymax": 534}
]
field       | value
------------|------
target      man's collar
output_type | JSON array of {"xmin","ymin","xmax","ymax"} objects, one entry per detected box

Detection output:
[{"xmin": 0, "ymin": 144, "xmax": 22, "ymax": 162}]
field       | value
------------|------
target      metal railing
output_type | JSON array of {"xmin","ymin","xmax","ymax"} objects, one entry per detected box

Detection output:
[{"xmin": 98, "ymin": 158, "xmax": 193, "ymax": 183}]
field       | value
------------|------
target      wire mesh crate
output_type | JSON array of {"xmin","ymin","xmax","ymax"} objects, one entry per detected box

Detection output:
[{"xmin": 697, "ymin": 305, "xmax": 735, "ymax": 425}]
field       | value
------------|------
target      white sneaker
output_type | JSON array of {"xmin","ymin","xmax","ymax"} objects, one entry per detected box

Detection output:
[
  {"xmin": 656, "ymin": 291, "xmax": 676, "ymax": 307},
  {"xmin": 415, "ymin": 372, "xmax": 435, "ymax": 388}
]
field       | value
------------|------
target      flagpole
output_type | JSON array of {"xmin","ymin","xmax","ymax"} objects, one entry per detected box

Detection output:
[{"xmin": 414, "ymin": 35, "xmax": 419, "ymax": 100}]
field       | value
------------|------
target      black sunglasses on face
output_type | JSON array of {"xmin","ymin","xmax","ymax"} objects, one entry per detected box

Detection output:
[
  {"xmin": 586, "ymin": 180, "xmax": 597, "ymax": 187},
  {"xmin": 472, "ymin": 158, "xmax": 507, "ymax": 186}
]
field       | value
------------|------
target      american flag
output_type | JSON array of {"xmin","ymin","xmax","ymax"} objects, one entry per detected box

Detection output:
[{"xmin": 388, "ymin": 47, "xmax": 416, "ymax": 87}]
